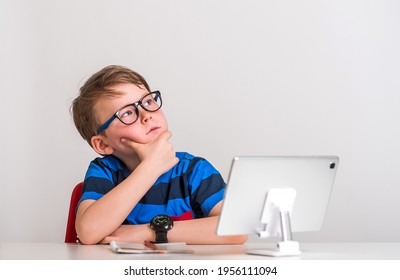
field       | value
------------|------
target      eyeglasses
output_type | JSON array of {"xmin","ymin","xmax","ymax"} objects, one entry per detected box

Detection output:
[{"xmin": 96, "ymin": 91, "xmax": 162, "ymax": 134}]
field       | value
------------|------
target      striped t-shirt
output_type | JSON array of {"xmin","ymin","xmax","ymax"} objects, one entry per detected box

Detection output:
[{"xmin": 79, "ymin": 152, "xmax": 226, "ymax": 224}]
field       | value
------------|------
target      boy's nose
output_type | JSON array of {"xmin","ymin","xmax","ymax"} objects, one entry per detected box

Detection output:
[{"xmin": 139, "ymin": 108, "xmax": 152, "ymax": 123}]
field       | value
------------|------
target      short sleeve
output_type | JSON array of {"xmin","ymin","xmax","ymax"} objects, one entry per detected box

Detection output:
[
  {"xmin": 78, "ymin": 156, "xmax": 130, "ymax": 205},
  {"xmin": 184, "ymin": 156, "xmax": 226, "ymax": 217}
]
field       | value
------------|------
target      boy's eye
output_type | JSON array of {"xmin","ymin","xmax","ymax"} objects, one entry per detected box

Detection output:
[
  {"xmin": 119, "ymin": 107, "xmax": 136, "ymax": 119},
  {"xmin": 121, "ymin": 111, "xmax": 132, "ymax": 118},
  {"xmin": 143, "ymin": 98, "xmax": 153, "ymax": 107}
]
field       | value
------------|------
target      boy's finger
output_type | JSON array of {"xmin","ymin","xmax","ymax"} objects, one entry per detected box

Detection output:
[
  {"xmin": 120, "ymin": 137, "xmax": 136, "ymax": 145},
  {"xmin": 120, "ymin": 138, "xmax": 143, "ymax": 152}
]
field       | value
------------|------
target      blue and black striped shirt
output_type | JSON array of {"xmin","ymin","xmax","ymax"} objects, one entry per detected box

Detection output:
[{"xmin": 79, "ymin": 152, "xmax": 226, "ymax": 224}]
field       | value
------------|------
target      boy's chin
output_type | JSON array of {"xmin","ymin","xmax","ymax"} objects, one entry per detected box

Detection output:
[{"xmin": 127, "ymin": 134, "xmax": 162, "ymax": 145}]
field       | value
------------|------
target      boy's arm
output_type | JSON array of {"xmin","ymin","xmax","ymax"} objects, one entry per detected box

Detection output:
[
  {"xmin": 76, "ymin": 131, "xmax": 179, "ymax": 245},
  {"xmin": 167, "ymin": 202, "xmax": 248, "ymax": 244},
  {"xmin": 76, "ymin": 162, "xmax": 159, "ymax": 245},
  {"xmin": 100, "ymin": 202, "xmax": 248, "ymax": 245}
]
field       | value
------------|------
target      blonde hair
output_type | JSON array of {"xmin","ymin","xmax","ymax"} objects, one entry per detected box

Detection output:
[{"xmin": 71, "ymin": 65, "xmax": 150, "ymax": 146}]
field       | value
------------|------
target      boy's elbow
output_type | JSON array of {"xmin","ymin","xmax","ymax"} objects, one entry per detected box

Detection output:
[
  {"xmin": 76, "ymin": 223, "xmax": 102, "ymax": 245},
  {"xmin": 78, "ymin": 234, "xmax": 100, "ymax": 245}
]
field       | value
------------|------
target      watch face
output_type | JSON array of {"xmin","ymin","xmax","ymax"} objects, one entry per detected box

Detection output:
[{"xmin": 151, "ymin": 214, "xmax": 173, "ymax": 231}]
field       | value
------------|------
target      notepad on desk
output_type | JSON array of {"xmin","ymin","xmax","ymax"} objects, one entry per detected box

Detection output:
[{"xmin": 110, "ymin": 240, "xmax": 194, "ymax": 254}]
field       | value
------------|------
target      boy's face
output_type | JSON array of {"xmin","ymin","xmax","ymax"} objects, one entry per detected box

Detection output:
[{"xmin": 94, "ymin": 83, "xmax": 168, "ymax": 156}]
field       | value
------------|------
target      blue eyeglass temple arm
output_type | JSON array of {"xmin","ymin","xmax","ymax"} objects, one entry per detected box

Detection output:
[{"xmin": 96, "ymin": 115, "xmax": 117, "ymax": 134}]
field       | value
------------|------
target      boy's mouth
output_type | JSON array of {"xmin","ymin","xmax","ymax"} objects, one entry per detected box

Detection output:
[{"xmin": 147, "ymin": 126, "xmax": 161, "ymax": 135}]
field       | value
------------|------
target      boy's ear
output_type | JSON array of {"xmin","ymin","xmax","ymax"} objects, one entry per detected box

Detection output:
[{"xmin": 91, "ymin": 135, "xmax": 114, "ymax": 155}]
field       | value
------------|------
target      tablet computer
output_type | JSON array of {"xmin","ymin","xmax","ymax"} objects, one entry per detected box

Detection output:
[{"xmin": 217, "ymin": 156, "xmax": 339, "ymax": 237}]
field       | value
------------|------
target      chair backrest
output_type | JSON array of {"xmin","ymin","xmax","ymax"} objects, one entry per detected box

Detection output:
[{"xmin": 65, "ymin": 182, "xmax": 83, "ymax": 243}]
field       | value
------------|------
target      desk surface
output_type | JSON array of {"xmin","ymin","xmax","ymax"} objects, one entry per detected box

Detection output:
[{"xmin": 1, "ymin": 242, "xmax": 400, "ymax": 260}]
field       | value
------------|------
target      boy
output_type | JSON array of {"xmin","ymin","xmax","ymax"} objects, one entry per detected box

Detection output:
[{"xmin": 71, "ymin": 65, "xmax": 247, "ymax": 245}]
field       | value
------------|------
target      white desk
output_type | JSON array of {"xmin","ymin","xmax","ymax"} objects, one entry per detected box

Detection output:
[{"xmin": 1, "ymin": 242, "xmax": 400, "ymax": 260}]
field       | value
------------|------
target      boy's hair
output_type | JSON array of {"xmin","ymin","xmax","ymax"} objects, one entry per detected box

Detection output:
[{"xmin": 71, "ymin": 65, "xmax": 150, "ymax": 146}]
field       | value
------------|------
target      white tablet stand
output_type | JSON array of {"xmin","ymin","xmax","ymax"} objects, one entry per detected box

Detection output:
[{"xmin": 247, "ymin": 188, "xmax": 301, "ymax": 257}]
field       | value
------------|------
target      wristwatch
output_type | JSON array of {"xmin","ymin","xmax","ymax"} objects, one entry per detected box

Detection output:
[{"xmin": 150, "ymin": 214, "xmax": 173, "ymax": 243}]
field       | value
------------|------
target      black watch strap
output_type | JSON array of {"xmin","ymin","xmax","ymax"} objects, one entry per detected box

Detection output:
[{"xmin": 155, "ymin": 231, "xmax": 168, "ymax": 243}]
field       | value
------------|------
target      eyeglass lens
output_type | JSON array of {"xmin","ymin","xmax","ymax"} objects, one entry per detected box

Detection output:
[{"xmin": 117, "ymin": 92, "xmax": 162, "ymax": 125}]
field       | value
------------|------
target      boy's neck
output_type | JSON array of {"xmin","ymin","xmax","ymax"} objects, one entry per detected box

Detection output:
[{"xmin": 117, "ymin": 154, "xmax": 141, "ymax": 172}]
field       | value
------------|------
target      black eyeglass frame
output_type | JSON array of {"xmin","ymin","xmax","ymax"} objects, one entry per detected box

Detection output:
[{"xmin": 96, "ymin": 91, "xmax": 162, "ymax": 134}]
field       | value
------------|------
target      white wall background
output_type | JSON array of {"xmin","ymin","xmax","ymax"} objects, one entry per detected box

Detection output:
[{"xmin": 1, "ymin": 0, "xmax": 399, "ymax": 242}]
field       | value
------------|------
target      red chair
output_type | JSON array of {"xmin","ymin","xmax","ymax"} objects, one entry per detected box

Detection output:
[{"xmin": 65, "ymin": 182, "xmax": 83, "ymax": 243}]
